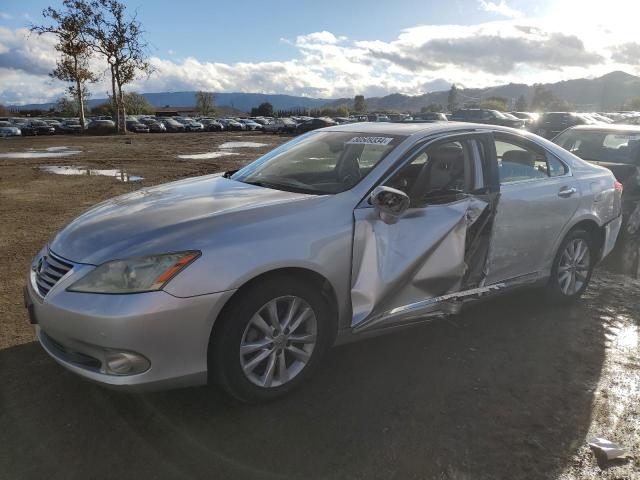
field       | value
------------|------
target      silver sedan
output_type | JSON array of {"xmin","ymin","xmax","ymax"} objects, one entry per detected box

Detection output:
[{"xmin": 25, "ymin": 122, "xmax": 623, "ymax": 401}]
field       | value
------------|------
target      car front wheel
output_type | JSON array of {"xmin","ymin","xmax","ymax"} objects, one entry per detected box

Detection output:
[
  {"xmin": 210, "ymin": 277, "xmax": 331, "ymax": 402},
  {"xmin": 546, "ymin": 229, "xmax": 595, "ymax": 302}
]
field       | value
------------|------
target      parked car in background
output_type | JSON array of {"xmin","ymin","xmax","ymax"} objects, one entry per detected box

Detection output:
[
  {"xmin": 0, "ymin": 121, "xmax": 21, "ymax": 137},
  {"xmin": 25, "ymin": 120, "xmax": 56, "ymax": 136},
  {"xmin": 409, "ymin": 112, "xmax": 448, "ymax": 122},
  {"xmin": 176, "ymin": 117, "xmax": 205, "ymax": 132},
  {"xmin": 263, "ymin": 117, "xmax": 297, "ymax": 134},
  {"xmin": 250, "ymin": 117, "xmax": 270, "ymax": 126},
  {"xmin": 239, "ymin": 119, "xmax": 263, "ymax": 131},
  {"xmin": 126, "ymin": 120, "xmax": 150, "ymax": 133},
  {"xmin": 553, "ymin": 124, "xmax": 640, "ymax": 188},
  {"xmin": 87, "ymin": 119, "xmax": 116, "ymax": 135},
  {"xmin": 295, "ymin": 117, "xmax": 337, "ymax": 133},
  {"xmin": 139, "ymin": 117, "xmax": 167, "ymax": 133},
  {"xmin": 43, "ymin": 119, "xmax": 64, "ymax": 133},
  {"xmin": 218, "ymin": 118, "xmax": 245, "ymax": 131},
  {"xmin": 534, "ymin": 112, "xmax": 592, "ymax": 139},
  {"xmin": 59, "ymin": 119, "xmax": 84, "ymax": 134},
  {"xmin": 160, "ymin": 117, "xmax": 186, "ymax": 133},
  {"xmin": 451, "ymin": 109, "xmax": 526, "ymax": 128},
  {"xmin": 510, "ymin": 112, "xmax": 540, "ymax": 122},
  {"xmin": 25, "ymin": 122, "xmax": 621, "ymax": 402},
  {"xmin": 198, "ymin": 118, "xmax": 224, "ymax": 132}
]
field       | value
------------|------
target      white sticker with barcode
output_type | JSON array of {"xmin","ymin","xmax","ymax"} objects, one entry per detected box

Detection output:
[{"xmin": 346, "ymin": 136, "xmax": 394, "ymax": 146}]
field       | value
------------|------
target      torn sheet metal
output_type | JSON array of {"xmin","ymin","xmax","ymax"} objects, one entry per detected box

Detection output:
[{"xmin": 351, "ymin": 196, "xmax": 493, "ymax": 332}]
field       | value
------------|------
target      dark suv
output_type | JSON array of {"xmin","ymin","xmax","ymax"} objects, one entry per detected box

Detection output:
[
  {"xmin": 450, "ymin": 109, "xmax": 525, "ymax": 128},
  {"xmin": 534, "ymin": 112, "xmax": 590, "ymax": 139}
]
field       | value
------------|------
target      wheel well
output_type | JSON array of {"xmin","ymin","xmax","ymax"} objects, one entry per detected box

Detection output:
[
  {"xmin": 569, "ymin": 219, "xmax": 605, "ymax": 259},
  {"xmin": 209, "ymin": 268, "xmax": 340, "ymax": 348}
]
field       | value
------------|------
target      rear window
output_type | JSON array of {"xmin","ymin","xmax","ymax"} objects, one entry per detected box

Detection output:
[{"xmin": 553, "ymin": 129, "xmax": 640, "ymax": 164}]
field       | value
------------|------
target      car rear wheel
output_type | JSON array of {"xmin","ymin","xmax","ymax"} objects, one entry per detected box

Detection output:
[
  {"xmin": 210, "ymin": 277, "xmax": 331, "ymax": 402},
  {"xmin": 546, "ymin": 229, "xmax": 595, "ymax": 303}
]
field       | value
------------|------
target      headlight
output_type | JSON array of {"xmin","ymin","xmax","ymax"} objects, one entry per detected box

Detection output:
[{"xmin": 68, "ymin": 251, "xmax": 200, "ymax": 294}]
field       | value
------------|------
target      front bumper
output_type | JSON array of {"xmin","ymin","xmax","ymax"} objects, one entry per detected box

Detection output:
[{"xmin": 26, "ymin": 267, "xmax": 235, "ymax": 392}]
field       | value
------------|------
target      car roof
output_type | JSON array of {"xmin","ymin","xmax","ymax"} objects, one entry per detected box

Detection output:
[
  {"xmin": 566, "ymin": 124, "xmax": 640, "ymax": 133},
  {"xmin": 323, "ymin": 121, "xmax": 490, "ymax": 137}
]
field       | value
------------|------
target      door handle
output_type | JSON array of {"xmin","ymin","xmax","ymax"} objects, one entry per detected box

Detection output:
[{"xmin": 558, "ymin": 186, "xmax": 577, "ymax": 198}]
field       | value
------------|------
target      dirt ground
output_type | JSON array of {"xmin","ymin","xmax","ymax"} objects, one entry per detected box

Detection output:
[{"xmin": 0, "ymin": 132, "xmax": 638, "ymax": 479}]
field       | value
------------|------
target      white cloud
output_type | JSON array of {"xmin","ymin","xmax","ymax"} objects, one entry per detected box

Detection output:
[
  {"xmin": 2, "ymin": 8, "xmax": 640, "ymax": 105},
  {"xmin": 0, "ymin": 12, "xmax": 13, "ymax": 20},
  {"xmin": 479, "ymin": 0, "xmax": 522, "ymax": 18}
]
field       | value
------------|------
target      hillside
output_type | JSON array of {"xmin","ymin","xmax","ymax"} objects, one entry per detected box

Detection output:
[
  {"xmin": 327, "ymin": 71, "xmax": 640, "ymax": 112},
  {"xmin": 10, "ymin": 71, "xmax": 640, "ymax": 114}
]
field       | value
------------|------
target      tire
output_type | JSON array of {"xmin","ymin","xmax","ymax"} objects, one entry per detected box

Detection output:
[
  {"xmin": 209, "ymin": 276, "xmax": 331, "ymax": 402},
  {"xmin": 546, "ymin": 229, "xmax": 595, "ymax": 303}
]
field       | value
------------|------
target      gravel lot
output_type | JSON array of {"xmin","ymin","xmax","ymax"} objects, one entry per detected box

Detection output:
[{"xmin": 1, "ymin": 132, "xmax": 638, "ymax": 479}]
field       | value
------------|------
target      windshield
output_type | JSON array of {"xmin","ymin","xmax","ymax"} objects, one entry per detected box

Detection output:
[
  {"xmin": 553, "ymin": 129, "xmax": 640, "ymax": 164},
  {"xmin": 232, "ymin": 131, "xmax": 405, "ymax": 194}
]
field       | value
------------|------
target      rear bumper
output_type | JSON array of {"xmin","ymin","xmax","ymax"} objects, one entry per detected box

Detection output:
[
  {"xmin": 26, "ymin": 272, "xmax": 235, "ymax": 392},
  {"xmin": 601, "ymin": 215, "xmax": 623, "ymax": 261}
]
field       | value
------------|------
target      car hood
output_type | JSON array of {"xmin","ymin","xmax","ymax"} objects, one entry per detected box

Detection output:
[{"xmin": 50, "ymin": 174, "xmax": 319, "ymax": 264}]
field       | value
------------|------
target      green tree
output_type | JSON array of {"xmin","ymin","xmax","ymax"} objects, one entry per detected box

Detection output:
[
  {"xmin": 253, "ymin": 102, "xmax": 273, "ymax": 117},
  {"xmin": 353, "ymin": 95, "xmax": 366, "ymax": 113},
  {"xmin": 336, "ymin": 106, "xmax": 350, "ymax": 117},
  {"xmin": 515, "ymin": 94, "xmax": 528, "ymax": 111},
  {"xmin": 480, "ymin": 96, "xmax": 508, "ymax": 111},
  {"xmin": 624, "ymin": 97, "xmax": 640, "ymax": 110},
  {"xmin": 421, "ymin": 103, "xmax": 443, "ymax": 113},
  {"xmin": 124, "ymin": 92, "xmax": 153, "ymax": 114},
  {"xmin": 91, "ymin": 101, "xmax": 113, "ymax": 116},
  {"xmin": 56, "ymin": 95, "xmax": 80, "ymax": 116},
  {"xmin": 530, "ymin": 85, "xmax": 571, "ymax": 111},
  {"xmin": 31, "ymin": 0, "xmax": 96, "ymax": 131},
  {"xmin": 55, "ymin": 87, "xmax": 90, "ymax": 116},
  {"xmin": 88, "ymin": 0, "xmax": 153, "ymax": 133},
  {"xmin": 447, "ymin": 84, "xmax": 458, "ymax": 112},
  {"xmin": 195, "ymin": 91, "xmax": 215, "ymax": 117}
]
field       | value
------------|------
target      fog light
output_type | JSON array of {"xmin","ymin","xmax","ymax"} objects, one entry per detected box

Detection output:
[{"xmin": 103, "ymin": 350, "xmax": 150, "ymax": 376}]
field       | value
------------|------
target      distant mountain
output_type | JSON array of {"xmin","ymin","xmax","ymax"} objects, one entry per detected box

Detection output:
[
  {"xmin": 326, "ymin": 71, "xmax": 640, "ymax": 112},
  {"xmin": 12, "ymin": 91, "xmax": 330, "ymax": 113},
  {"xmin": 10, "ymin": 71, "xmax": 640, "ymax": 113}
]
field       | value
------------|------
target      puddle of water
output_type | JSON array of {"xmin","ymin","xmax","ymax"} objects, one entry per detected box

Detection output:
[
  {"xmin": 40, "ymin": 165, "xmax": 143, "ymax": 182},
  {"xmin": 0, "ymin": 147, "xmax": 82, "ymax": 159},
  {"xmin": 177, "ymin": 151, "xmax": 240, "ymax": 160},
  {"xmin": 219, "ymin": 141, "xmax": 268, "ymax": 149}
]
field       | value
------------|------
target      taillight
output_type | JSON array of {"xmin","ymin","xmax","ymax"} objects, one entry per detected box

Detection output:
[{"xmin": 614, "ymin": 180, "xmax": 624, "ymax": 193}]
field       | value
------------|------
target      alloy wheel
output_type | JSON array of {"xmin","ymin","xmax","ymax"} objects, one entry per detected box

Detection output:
[
  {"xmin": 239, "ymin": 296, "xmax": 317, "ymax": 388},
  {"xmin": 558, "ymin": 238, "xmax": 591, "ymax": 295}
]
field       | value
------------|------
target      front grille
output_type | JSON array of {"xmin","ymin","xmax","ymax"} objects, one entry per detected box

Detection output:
[{"xmin": 35, "ymin": 250, "xmax": 74, "ymax": 297}]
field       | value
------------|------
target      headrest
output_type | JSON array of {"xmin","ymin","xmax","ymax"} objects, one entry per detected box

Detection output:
[
  {"xmin": 503, "ymin": 150, "xmax": 534, "ymax": 167},
  {"xmin": 430, "ymin": 145, "xmax": 463, "ymax": 163}
]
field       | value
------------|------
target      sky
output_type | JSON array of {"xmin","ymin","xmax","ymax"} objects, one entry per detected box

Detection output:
[{"xmin": 1, "ymin": 0, "xmax": 640, "ymax": 105}]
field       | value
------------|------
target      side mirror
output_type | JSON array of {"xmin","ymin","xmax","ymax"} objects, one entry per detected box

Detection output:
[{"xmin": 369, "ymin": 186, "xmax": 410, "ymax": 224}]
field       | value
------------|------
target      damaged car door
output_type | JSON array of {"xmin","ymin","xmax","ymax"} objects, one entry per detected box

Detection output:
[{"xmin": 351, "ymin": 132, "xmax": 500, "ymax": 333}]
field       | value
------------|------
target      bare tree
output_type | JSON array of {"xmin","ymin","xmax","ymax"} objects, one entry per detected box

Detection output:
[
  {"xmin": 195, "ymin": 91, "xmax": 215, "ymax": 117},
  {"xmin": 31, "ymin": 0, "xmax": 96, "ymax": 131},
  {"xmin": 88, "ymin": 0, "xmax": 152, "ymax": 133}
]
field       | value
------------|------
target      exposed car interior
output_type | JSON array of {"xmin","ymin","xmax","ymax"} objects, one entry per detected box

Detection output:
[{"xmin": 387, "ymin": 141, "xmax": 474, "ymax": 205}]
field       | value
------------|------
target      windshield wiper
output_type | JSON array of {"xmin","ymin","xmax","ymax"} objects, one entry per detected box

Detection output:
[{"xmin": 241, "ymin": 179, "xmax": 330, "ymax": 195}]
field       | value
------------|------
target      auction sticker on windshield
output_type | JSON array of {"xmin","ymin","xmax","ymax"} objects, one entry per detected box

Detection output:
[{"xmin": 346, "ymin": 136, "xmax": 394, "ymax": 146}]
